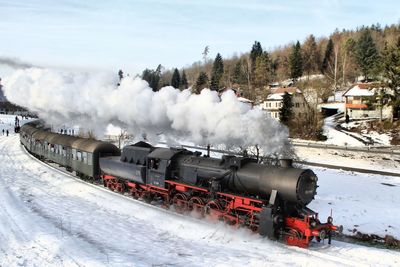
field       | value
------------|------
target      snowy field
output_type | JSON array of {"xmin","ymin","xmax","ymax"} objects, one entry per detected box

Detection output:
[
  {"xmin": 295, "ymin": 145, "xmax": 400, "ymax": 174},
  {"xmin": 0, "ymin": 118, "xmax": 399, "ymax": 265}
]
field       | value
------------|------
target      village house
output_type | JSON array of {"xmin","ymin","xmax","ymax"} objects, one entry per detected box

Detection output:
[
  {"xmin": 343, "ymin": 83, "xmax": 392, "ymax": 119},
  {"xmin": 261, "ymin": 87, "xmax": 309, "ymax": 120}
]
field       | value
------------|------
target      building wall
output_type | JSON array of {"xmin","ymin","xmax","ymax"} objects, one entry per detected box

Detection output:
[
  {"xmin": 262, "ymin": 93, "xmax": 309, "ymax": 120},
  {"xmin": 349, "ymin": 106, "xmax": 392, "ymax": 119}
]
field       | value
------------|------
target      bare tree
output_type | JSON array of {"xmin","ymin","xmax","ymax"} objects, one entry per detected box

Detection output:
[{"xmin": 202, "ymin": 46, "xmax": 210, "ymax": 66}]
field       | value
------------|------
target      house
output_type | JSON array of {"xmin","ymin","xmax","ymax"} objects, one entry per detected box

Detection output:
[
  {"xmin": 261, "ymin": 87, "xmax": 309, "ymax": 120},
  {"xmin": 343, "ymin": 83, "xmax": 375, "ymax": 111},
  {"xmin": 343, "ymin": 83, "xmax": 393, "ymax": 119}
]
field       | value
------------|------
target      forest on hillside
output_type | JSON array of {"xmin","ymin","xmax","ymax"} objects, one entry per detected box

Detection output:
[{"xmin": 134, "ymin": 22, "xmax": 400, "ymax": 106}]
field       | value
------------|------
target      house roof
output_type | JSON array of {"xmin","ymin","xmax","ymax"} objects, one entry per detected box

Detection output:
[
  {"xmin": 272, "ymin": 87, "xmax": 302, "ymax": 94},
  {"xmin": 343, "ymin": 83, "xmax": 376, "ymax": 97},
  {"xmin": 267, "ymin": 87, "xmax": 302, "ymax": 100},
  {"xmin": 237, "ymin": 97, "xmax": 253, "ymax": 103}
]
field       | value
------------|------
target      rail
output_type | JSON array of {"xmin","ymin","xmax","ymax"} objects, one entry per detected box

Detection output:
[{"xmin": 291, "ymin": 141, "xmax": 400, "ymax": 155}]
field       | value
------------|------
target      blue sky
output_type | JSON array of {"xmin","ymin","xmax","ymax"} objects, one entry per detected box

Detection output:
[{"xmin": 0, "ymin": 0, "xmax": 399, "ymax": 75}]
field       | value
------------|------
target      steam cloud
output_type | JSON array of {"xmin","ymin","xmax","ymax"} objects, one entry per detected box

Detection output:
[{"xmin": 3, "ymin": 68, "xmax": 289, "ymax": 155}]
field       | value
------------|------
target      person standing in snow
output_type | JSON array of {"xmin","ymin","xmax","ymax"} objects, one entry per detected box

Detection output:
[
  {"xmin": 2, "ymin": 129, "xmax": 4, "ymax": 135},
  {"xmin": 6, "ymin": 129, "xmax": 9, "ymax": 136}
]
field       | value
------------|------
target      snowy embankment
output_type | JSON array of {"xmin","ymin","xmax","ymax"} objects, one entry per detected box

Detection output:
[
  {"xmin": 0, "ymin": 133, "xmax": 399, "ymax": 265},
  {"xmin": 308, "ymin": 166, "xmax": 400, "ymax": 239}
]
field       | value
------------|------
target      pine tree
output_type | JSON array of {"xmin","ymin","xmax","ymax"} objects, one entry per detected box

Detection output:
[
  {"xmin": 356, "ymin": 29, "xmax": 379, "ymax": 80},
  {"xmin": 321, "ymin": 39, "xmax": 334, "ymax": 74},
  {"xmin": 254, "ymin": 51, "xmax": 271, "ymax": 88},
  {"xmin": 279, "ymin": 92, "xmax": 293, "ymax": 125},
  {"xmin": 210, "ymin": 53, "xmax": 224, "ymax": 91},
  {"xmin": 142, "ymin": 64, "xmax": 163, "ymax": 91},
  {"xmin": 171, "ymin": 68, "xmax": 181, "ymax": 88},
  {"xmin": 194, "ymin": 72, "xmax": 209, "ymax": 94},
  {"xmin": 250, "ymin": 41, "xmax": 263, "ymax": 68},
  {"xmin": 289, "ymin": 41, "xmax": 303, "ymax": 80},
  {"xmin": 250, "ymin": 41, "xmax": 263, "ymax": 86},
  {"xmin": 382, "ymin": 37, "xmax": 400, "ymax": 119},
  {"xmin": 232, "ymin": 61, "xmax": 245, "ymax": 85},
  {"xmin": 180, "ymin": 70, "xmax": 188, "ymax": 89},
  {"xmin": 302, "ymin": 35, "xmax": 320, "ymax": 75}
]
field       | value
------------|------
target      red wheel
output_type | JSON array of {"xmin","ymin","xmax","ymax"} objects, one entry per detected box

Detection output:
[
  {"xmin": 285, "ymin": 228, "xmax": 309, "ymax": 247},
  {"xmin": 172, "ymin": 193, "xmax": 188, "ymax": 213},
  {"xmin": 204, "ymin": 200, "xmax": 223, "ymax": 220},
  {"xmin": 286, "ymin": 229, "xmax": 302, "ymax": 242},
  {"xmin": 188, "ymin": 197, "xmax": 205, "ymax": 216}
]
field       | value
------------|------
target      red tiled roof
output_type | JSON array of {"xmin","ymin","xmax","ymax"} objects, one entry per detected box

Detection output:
[
  {"xmin": 272, "ymin": 87, "xmax": 301, "ymax": 94},
  {"xmin": 357, "ymin": 83, "xmax": 372, "ymax": 89}
]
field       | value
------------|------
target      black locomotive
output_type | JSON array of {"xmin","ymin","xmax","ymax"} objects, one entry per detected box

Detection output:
[{"xmin": 20, "ymin": 121, "xmax": 339, "ymax": 248}]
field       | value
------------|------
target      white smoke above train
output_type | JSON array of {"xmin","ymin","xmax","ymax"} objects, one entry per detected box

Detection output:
[{"xmin": 3, "ymin": 68, "xmax": 288, "ymax": 155}]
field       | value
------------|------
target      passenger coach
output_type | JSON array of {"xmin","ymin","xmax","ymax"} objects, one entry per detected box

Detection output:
[{"xmin": 20, "ymin": 121, "xmax": 120, "ymax": 179}]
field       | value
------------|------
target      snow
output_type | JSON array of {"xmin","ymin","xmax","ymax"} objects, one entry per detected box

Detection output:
[
  {"xmin": 1, "ymin": 114, "xmax": 400, "ymax": 266},
  {"xmin": 308, "ymin": 166, "xmax": 400, "ymax": 239},
  {"xmin": 323, "ymin": 115, "xmax": 365, "ymax": 146},
  {"xmin": 339, "ymin": 120, "xmax": 392, "ymax": 146},
  {"xmin": 327, "ymin": 91, "xmax": 345, "ymax": 102},
  {"xmin": 343, "ymin": 85, "xmax": 374, "ymax": 97},
  {"xmin": 0, "ymin": 114, "xmax": 33, "ymax": 134}
]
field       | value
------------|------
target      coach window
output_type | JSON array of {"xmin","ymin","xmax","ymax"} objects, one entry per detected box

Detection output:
[
  {"xmin": 87, "ymin": 153, "xmax": 93, "ymax": 165},
  {"xmin": 76, "ymin": 151, "xmax": 82, "ymax": 161},
  {"xmin": 62, "ymin": 147, "xmax": 67, "ymax": 157},
  {"xmin": 72, "ymin": 149, "xmax": 77, "ymax": 160},
  {"xmin": 82, "ymin": 152, "xmax": 88, "ymax": 164}
]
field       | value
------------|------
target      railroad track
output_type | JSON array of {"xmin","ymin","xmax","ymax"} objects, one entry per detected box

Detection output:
[{"xmin": 291, "ymin": 142, "xmax": 400, "ymax": 155}]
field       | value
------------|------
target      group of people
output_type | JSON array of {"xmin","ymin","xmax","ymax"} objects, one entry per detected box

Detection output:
[{"xmin": 2, "ymin": 129, "xmax": 9, "ymax": 136}]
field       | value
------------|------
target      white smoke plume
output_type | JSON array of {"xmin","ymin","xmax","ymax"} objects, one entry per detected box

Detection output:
[{"xmin": 3, "ymin": 68, "xmax": 289, "ymax": 155}]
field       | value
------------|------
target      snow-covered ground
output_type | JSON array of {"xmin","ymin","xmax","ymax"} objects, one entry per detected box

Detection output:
[
  {"xmin": 322, "ymin": 115, "xmax": 365, "ymax": 146},
  {"xmin": 0, "ymin": 117, "xmax": 400, "ymax": 265},
  {"xmin": 293, "ymin": 113, "xmax": 395, "ymax": 147},
  {"xmin": 308, "ymin": 166, "xmax": 400, "ymax": 239},
  {"xmin": 295, "ymin": 145, "xmax": 400, "ymax": 174},
  {"xmin": 339, "ymin": 119, "xmax": 392, "ymax": 146}
]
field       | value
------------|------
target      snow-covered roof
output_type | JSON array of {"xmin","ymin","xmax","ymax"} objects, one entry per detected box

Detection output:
[
  {"xmin": 343, "ymin": 84, "xmax": 375, "ymax": 97},
  {"xmin": 237, "ymin": 97, "xmax": 253, "ymax": 103},
  {"xmin": 266, "ymin": 87, "xmax": 302, "ymax": 101},
  {"xmin": 267, "ymin": 94, "xmax": 284, "ymax": 100}
]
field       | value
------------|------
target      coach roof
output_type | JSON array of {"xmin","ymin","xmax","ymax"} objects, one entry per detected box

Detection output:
[{"xmin": 71, "ymin": 138, "xmax": 120, "ymax": 154}]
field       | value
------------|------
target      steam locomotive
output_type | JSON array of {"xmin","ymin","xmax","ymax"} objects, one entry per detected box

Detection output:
[{"xmin": 20, "ymin": 121, "xmax": 339, "ymax": 248}]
